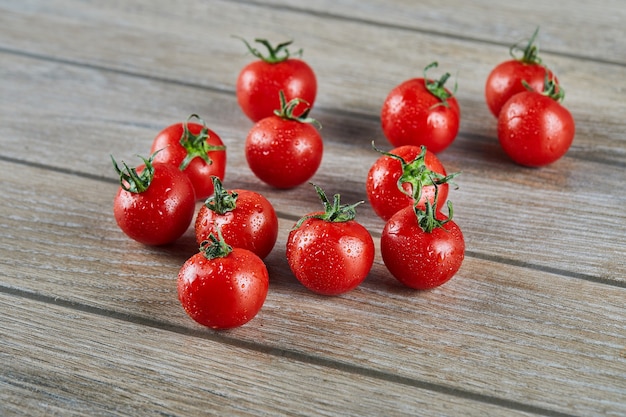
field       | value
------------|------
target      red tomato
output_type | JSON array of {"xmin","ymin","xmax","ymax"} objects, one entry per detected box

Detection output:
[
  {"xmin": 381, "ymin": 62, "xmax": 460, "ymax": 153},
  {"xmin": 366, "ymin": 144, "xmax": 454, "ymax": 221},
  {"xmin": 497, "ymin": 79, "xmax": 575, "ymax": 167},
  {"xmin": 245, "ymin": 93, "xmax": 323, "ymax": 189},
  {"xmin": 178, "ymin": 233, "xmax": 269, "ymax": 329},
  {"xmin": 195, "ymin": 177, "xmax": 278, "ymax": 259},
  {"xmin": 112, "ymin": 153, "xmax": 196, "ymax": 246},
  {"xmin": 381, "ymin": 204, "xmax": 465, "ymax": 290},
  {"xmin": 151, "ymin": 114, "xmax": 226, "ymax": 200},
  {"xmin": 286, "ymin": 185, "xmax": 375, "ymax": 295},
  {"xmin": 485, "ymin": 28, "xmax": 556, "ymax": 117},
  {"xmin": 236, "ymin": 38, "xmax": 317, "ymax": 122}
]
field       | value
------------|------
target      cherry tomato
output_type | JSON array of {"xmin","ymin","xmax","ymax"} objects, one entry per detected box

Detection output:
[
  {"xmin": 485, "ymin": 28, "xmax": 557, "ymax": 118},
  {"xmin": 286, "ymin": 184, "xmax": 374, "ymax": 296},
  {"xmin": 497, "ymin": 77, "xmax": 575, "ymax": 167},
  {"xmin": 236, "ymin": 38, "xmax": 317, "ymax": 122},
  {"xmin": 245, "ymin": 92, "xmax": 323, "ymax": 189},
  {"xmin": 112, "ymin": 153, "xmax": 196, "ymax": 246},
  {"xmin": 151, "ymin": 114, "xmax": 226, "ymax": 200},
  {"xmin": 178, "ymin": 232, "xmax": 269, "ymax": 330},
  {"xmin": 381, "ymin": 203, "xmax": 464, "ymax": 290},
  {"xmin": 366, "ymin": 143, "xmax": 455, "ymax": 221},
  {"xmin": 381, "ymin": 62, "xmax": 460, "ymax": 153},
  {"xmin": 195, "ymin": 177, "xmax": 278, "ymax": 259}
]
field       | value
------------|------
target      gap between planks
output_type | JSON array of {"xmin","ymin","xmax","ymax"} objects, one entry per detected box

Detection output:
[
  {"xmin": 226, "ymin": 0, "xmax": 626, "ymax": 67},
  {"xmin": 0, "ymin": 286, "xmax": 579, "ymax": 417}
]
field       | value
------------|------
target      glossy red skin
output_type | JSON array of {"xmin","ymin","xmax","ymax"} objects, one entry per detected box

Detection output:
[
  {"xmin": 497, "ymin": 91, "xmax": 575, "ymax": 167},
  {"xmin": 286, "ymin": 215, "xmax": 375, "ymax": 295},
  {"xmin": 245, "ymin": 116, "xmax": 323, "ymax": 189},
  {"xmin": 151, "ymin": 122, "xmax": 227, "ymax": 200},
  {"xmin": 366, "ymin": 145, "xmax": 449, "ymax": 221},
  {"xmin": 381, "ymin": 206, "xmax": 465, "ymax": 290},
  {"xmin": 195, "ymin": 190, "xmax": 279, "ymax": 259},
  {"xmin": 177, "ymin": 248, "xmax": 269, "ymax": 329},
  {"xmin": 381, "ymin": 78, "xmax": 460, "ymax": 153},
  {"xmin": 237, "ymin": 58, "xmax": 317, "ymax": 122},
  {"xmin": 485, "ymin": 60, "xmax": 555, "ymax": 117},
  {"xmin": 113, "ymin": 163, "xmax": 196, "ymax": 246}
]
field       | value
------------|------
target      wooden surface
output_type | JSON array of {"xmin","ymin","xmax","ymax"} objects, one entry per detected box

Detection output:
[{"xmin": 1, "ymin": 1, "xmax": 625, "ymax": 416}]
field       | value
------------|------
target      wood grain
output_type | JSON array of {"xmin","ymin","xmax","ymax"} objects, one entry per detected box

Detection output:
[
  {"xmin": 0, "ymin": 1, "xmax": 625, "ymax": 416},
  {"xmin": 1, "ymin": 159, "xmax": 624, "ymax": 416},
  {"xmin": 2, "ymin": 292, "xmax": 545, "ymax": 417}
]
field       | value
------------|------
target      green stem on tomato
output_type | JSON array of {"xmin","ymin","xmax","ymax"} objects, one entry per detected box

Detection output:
[
  {"xmin": 199, "ymin": 229, "xmax": 233, "ymax": 260},
  {"xmin": 293, "ymin": 183, "xmax": 363, "ymax": 229},
  {"xmin": 522, "ymin": 72, "xmax": 565, "ymax": 102},
  {"xmin": 235, "ymin": 37, "xmax": 302, "ymax": 64},
  {"xmin": 203, "ymin": 177, "xmax": 238, "ymax": 215},
  {"xmin": 372, "ymin": 141, "xmax": 459, "ymax": 204},
  {"xmin": 414, "ymin": 180, "xmax": 453, "ymax": 233},
  {"xmin": 510, "ymin": 26, "xmax": 542, "ymax": 64},
  {"xmin": 423, "ymin": 61, "xmax": 457, "ymax": 108},
  {"xmin": 178, "ymin": 114, "xmax": 226, "ymax": 171},
  {"xmin": 111, "ymin": 151, "xmax": 158, "ymax": 193},
  {"xmin": 273, "ymin": 90, "xmax": 321, "ymax": 128}
]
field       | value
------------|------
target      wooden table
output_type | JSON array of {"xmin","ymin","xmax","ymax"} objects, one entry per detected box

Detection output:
[{"xmin": 1, "ymin": 1, "xmax": 625, "ymax": 416}]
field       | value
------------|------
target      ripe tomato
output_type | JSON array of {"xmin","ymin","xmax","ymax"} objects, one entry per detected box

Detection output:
[
  {"xmin": 245, "ymin": 92, "xmax": 323, "ymax": 189},
  {"xmin": 497, "ymin": 77, "xmax": 575, "ymax": 167},
  {"xmin": 178, "ymin": 232, "xmax": 269, "ymax": 330},
  {"xmin": 195, "ymin": 177, "xmax": 278, "ymax": 259},
  {"xmin": 381, "ymin": 62, "xmax": 460, "ymax": 153},
  {"xmin": 236, "ymin": 38, "xmax": 317, "ymax": 122},
  {"xmin": 150, "ymin": 114, "xmax": 226, "ymax": 200},
  {"xmin": 112, "ymin": 153, "xmax": 196, "ymax": 246},
  {"xmin": 286, "ymin": 185, "xmax": 375, "ymax": 295},
  {"xmin": 485, "ymin": 28, "xmax": 557, "ymax": 117},
  {"xmin": 381, "ymin": 203, "xmax": 465, "ymax": 290},
  {"xmin": 366, "ymin": 143, "xmax": 455, "ymax": 221}
]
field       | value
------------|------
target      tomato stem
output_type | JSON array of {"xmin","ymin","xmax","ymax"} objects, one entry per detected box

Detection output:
[
  {"xmin": 523, "ymin": 72, "xmax": 565, "ymax": 102},
  {"xmin": 293, "ymin": 183, "xmax": 363, "ymax": 229},
  {"xmin": 414, "ymin": 181, "xmax": 453, "ymax": 233},
  {"xmin": 178, "ymin": 114, "xmax": 226, "ymax": 171},
  {"xmin": 199, "ymin": 228, "xmax": 233, "ymax": 259},
  {"xmin": 111, "ymin": 151, "xmax": 158, "ymax": 193},
  {"xmin": 203, "ymin": 177, "xmax": 238, "ymax": 215},
  {"xmin": 236, "ymin": 37, "xmax": 302, "ymax": 64},
  {"xmin": 423, "ymin": 62, "xmax": 457, "ymax": 108},
  {"xmin": 274, "ymin": 90, "xmax": 321, "ymax": 128},
  {"xmin": 372, "ymin": 142, "xmax": 459, "ymax": 204},
  {"xmin": 510, "ymin": 27, "xmax": 542, "ymax": 64}
]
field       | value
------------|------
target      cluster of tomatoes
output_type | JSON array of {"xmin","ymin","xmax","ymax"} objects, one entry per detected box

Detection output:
[
  {"xmin": 111, "ymin": 29, "xmax": 574, "ymax": 330},
  {"xmin": 486, "ymin": 28, "xmax": 575, "ymax": 166}
]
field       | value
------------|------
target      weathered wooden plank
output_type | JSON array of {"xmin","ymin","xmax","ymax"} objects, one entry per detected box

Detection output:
[
  {"xmin": 259, "ymin": 0, "xmax": 626, "ymax": 65},
  {"xmin": 1, "ymin": 160, "xmax": 624, "ymax": 416},
  {"xmin": 1, "ymin": 292, "xmax": 545, "ymax": 417}
]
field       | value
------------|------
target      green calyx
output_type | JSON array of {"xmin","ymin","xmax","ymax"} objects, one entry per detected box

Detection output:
[
  {"xmin": 293, "ymin": 183, "xmax": 363, "ymax": 229},
  {"xmin": 274, "ymin": 90, "xmax": 321, "ymax": 128},
  {"xmin": 510, "ymin": 27, "xmax": 542, "ymax": 64},
  {"xmin": 199, "ymin": 229, "xmax": 233, "ymax": 260},
  {"xmin": 203, "ymin": 176, "xmax": 238, "ymax": 215},
  {"xmin": 237, "ymin": 37, "xmax": 302, "ymax": 64},
  {"xmin": 423, "ymin": 61, "xmax": 457, "ymax": 108},
  {"xmin": 372, "ymin": 142, "xmax": 459, "ymax": 204},
  {"xmin": 522, "ymin": 72, "xmax": 565, "ymax": 102},
  {"xmin": 111, "ymin": 151, "xmax": 158, "ymax": 193},
  {"xmin": 414, "ymin": 182, "xmax": 453, "ymax": 233},
  {"xmin": 179, "ymin": 114, "xmax": 226, "ymax": 171}
]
